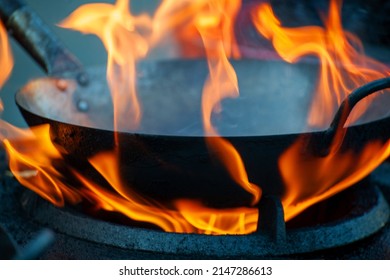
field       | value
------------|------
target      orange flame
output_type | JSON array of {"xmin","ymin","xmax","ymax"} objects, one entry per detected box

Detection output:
[
  {"xmin": 53, "ymin": 0, "xmax": 257, "ymax": 235},
  {"xmin": 174, "ymin": 199, "xmax": 257, "ymax": 235},
  {"xmin": 2, "ymin": 0, "xmax": 389, "ymax": 235},
  {"xmin": 152, "ymin": 0, "xmax": 241, "ymax": 58},
  {"xmin": 252, "ymin": 0, "xmax": 390, "ymax": 220},
  {"xmin": 280, "ymin": 139, "xmax": 390, "ymax": 221},
  {"xmin": 0, "ymin": 20, "xmax": 13, "ymax": 89},
  {"xmin": 77, "ymin": 150, "xmax": 192, "ymax": 233},
  {"xmin": 1, "ymin": 122, "xmax": 257, "ymax": 234},
  {"xmin": 0, "ymin": 124, "xmax": 82, "ymax": 206},
  {"xmin": 195, "ymin": 2, "xmax": 261, "ymax": 205},
  {"xmin": 0, "ymin": 124, "xmax": 181, "ymax": 231},
  {"xmin": 252, "ymin": 0, "xmax": 390, "ymax": 128},
  {"xmin": 0, "ymin": 0, "xmax": 260, "ymax": 236},
  {"xmin": 59, "ymin": 0, "xmax": 152, "ymax": 131},
  {"xmin": 85, "ymin": 150, "xmax": 257, "ymax": 234}
]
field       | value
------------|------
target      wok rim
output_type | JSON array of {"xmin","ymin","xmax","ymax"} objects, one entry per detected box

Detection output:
[
  {"xmin": 13, "ymin": 58, "xmax": 390, "ymax": 139},
  {"xmin": 15, "ymin": 95, "xmax": 390, "ymax": 141}
]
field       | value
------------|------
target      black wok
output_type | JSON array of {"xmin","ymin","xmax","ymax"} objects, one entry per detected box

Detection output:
[{"xmin": 3, "ymin": 0, "xmax": 390, "ymax": 208}]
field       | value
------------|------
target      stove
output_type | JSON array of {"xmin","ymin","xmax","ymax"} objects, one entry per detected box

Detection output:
[
  {"xmin": 1, "ymin": 0, "xmax": 390, "ymax": 260},
  {"xmin": 1, "ymin": 152, "xmax": 390, "ymax": 259}
]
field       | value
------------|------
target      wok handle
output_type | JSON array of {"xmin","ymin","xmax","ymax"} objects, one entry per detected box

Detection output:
[
  {"xmin": 317, "ymin": 76, "xmax": 390, "ymax": 156},
  {"xmin": 0, "ymin": 0, "xmax": 88, "ymax": 84}
]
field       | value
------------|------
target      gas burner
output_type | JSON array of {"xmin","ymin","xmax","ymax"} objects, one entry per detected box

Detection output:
[
  {"xmin": 1, "ymin": 0, "xmax": 390, "ymax": 260},
  {"xmin": 1, "ymin": 162, "xmax": 390, "ymax": 259},
  {"xmin": 19, "ymin": 182, "xmax": 390, "ymax": 258}
]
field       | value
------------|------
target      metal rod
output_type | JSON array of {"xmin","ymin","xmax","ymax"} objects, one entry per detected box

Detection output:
[
  {"xmin": 13, "ymin": 229, "xmax": 55, "ymax": 260},
  {"xmin": 0, "ymin": 0, "xmax": 88, "ymax": 83},
  {"xmin": 310, "ymin": 76, "xmax": 390, "ymax": 157},
  {"xmin": 256, "ymin": 195, "xmax": 286, "ymax": 242}
]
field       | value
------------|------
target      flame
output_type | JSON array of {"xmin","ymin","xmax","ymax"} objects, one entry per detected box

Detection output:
[
  {"xmin": 251, "ymin": 0, "xmax": 390, "ymax": 128},
  {"xmin": 2, "ymin": 0, "xmax": 389, "ymax": 235},
  {"xmin": 152, "ymin": 0, "xmax": 241, "ymax": 58},
  {"xmin": 252, "ymin": 0, "xmax": 390, "ymax": 220},
  {"xmin": 59, "ymin": 0, "xmax": 152, "ymax": 132},
  {"xmin": 84, "ymin": 150, "xmax": 257, "ymax": 234},
  {"xmin": 0, "ymin": 20, "xmax": 13, "ymax": 88},
  {"xmin": 195, "ymin": 3, "xmax": 261, "ymax": 205},
  {"xmin": 76, "ymin": 150, "xmax": 192, "ymax": 233},
  {"xmin": 0, "ymin": 124, "xmax": 82, "ymax": 206},
  {"xmin": 68, "ymin": 0, "xmax": 258, "ymax": 234},
  {"xmin": 0, "ymin": 120, "xmax": 257, "ymax": 234},
  {"xmin": 174, "ymin": 199, "xmax": 257, "ymax": 235},
  {"xmin": 280, "ymin": 138, "xmax": 390, "ymax": 221},
  {"xmin": 0, "ymin": 0, "xmax": 258, "ymax": 236}
]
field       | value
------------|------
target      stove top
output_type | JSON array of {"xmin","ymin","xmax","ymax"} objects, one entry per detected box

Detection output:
[
  {"xmin": 1, "ymin": 155, "xmax": 390, "ymax": 259},
  {"xmin": 1, "ymin": 0, "xmax": 390, "ymax": 261}
]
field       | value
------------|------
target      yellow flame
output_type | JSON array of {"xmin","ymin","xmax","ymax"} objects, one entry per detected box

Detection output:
[
  {"xmin": 3, "ymin": 0, "xmax": 389, "ymax": 234},
  {"xmin": 152, "ymin": 0, "xmax": 241, "ymax": 58},
  {"xmin": 1, "ymin": 120, "xmax": 258, "ymax": 234},
  {"xmin": 280, "ymin": 139, "xmax": 390, "ymax": 221},
  {"xmin": 60, "ymin": 0, "xmax": 152, "ymax": 132},
  {"xmin": 252, "ymin": 0, "xmax": 390, "ymax": 220},
  {"xmin": 0, "ymin": 20, "xmax": 13, "ymax": 89},
  {"xmin": 195, "ymin": 2, "xmax": 261, "ymax": 206},
  {"xmin": 252, "ymin": 0, "xmax": 390, "ymax": 128},
  {"xmin": 1, "ymin": 124, "xmax": 82, "ymax": 206}
]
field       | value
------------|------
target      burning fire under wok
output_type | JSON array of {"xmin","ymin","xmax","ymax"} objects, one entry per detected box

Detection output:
[{"xmin": 0, "ymin": 0, "xmax": 390, "ymax": 235}]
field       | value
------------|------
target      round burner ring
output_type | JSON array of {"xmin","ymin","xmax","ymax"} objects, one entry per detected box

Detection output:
[{"xmin": 22, "ymin": 182, "xmax": 389, "ymax": 258}]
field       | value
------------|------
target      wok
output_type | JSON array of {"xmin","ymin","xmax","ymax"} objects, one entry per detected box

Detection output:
[{"xmin": 3, "ymin": 0, "xmax": 390, "ymax": 208}]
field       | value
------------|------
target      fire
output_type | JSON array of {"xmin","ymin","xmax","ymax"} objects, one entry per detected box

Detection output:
[
  {"xmin": 152, "ymin": 0, "xmax": 241, "ymax": 58},
  {"xmin": 280, "ymin": 139, "xmax": 390, "ymax": 221},
  {"xmin": 59, "ymin": 0, "xmax": 152, "ymax": 132},
  {"xmin": 174, "ymin": 199, "xmax": 257, "ymax": 235},
  {"xmin": 0, "ymin": 20, "xmax": 13, "ymax": 88},
  {"xmin": 1, "ymin": 124, "xmax": 82, "ymax": 206},
  {"xmin": 251, "ymin": 0, "xmax": 390, "ymax": 128},
  {"xmin": 168, "ymin": 0, "xmax": 261, "ymax": 234},
  {"xmin": 84, "ymin": 150, "xmax": 257, "ymax": 234},
  {"xmin": 2, "ymin": 124, "xmax": 257, "ymax": 234},
  {"xmin": 55, "ymin": 0, "xmax": 257, "ymax": 234},
  {"xmin": 195, "ymin": 4, "xmax": 261, "ymax": 205},
  {"xmin": 1, "ymin": 0, "xmax": 390, "ymax": 235},
  {"xmin": 0, "ymin": 0, "xmax": 259, "ymax": 236},
  {"xmin": 252, "ymin": 0, "xmax": 390, "ymax": 220},
  {"xmin": 76, "ymin": 150, "xmax": 192, "ymax": 233}
]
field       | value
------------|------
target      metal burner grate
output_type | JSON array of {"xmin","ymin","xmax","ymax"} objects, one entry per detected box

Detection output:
[{"xmin": 18, "ymin": 179, "xmax": 389, "ymax": 258}]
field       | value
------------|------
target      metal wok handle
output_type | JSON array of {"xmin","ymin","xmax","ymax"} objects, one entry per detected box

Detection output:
[
  {"xmin": 316, "ymin": 76, "xmax": 390, "ymax": 156},
  {"xmin": 0, "ymin": 0, "xmax": 88, "ymax": 84}
]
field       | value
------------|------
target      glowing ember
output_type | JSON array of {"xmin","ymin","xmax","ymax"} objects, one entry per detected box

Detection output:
[
  {"xmin": 59, "ymin": 0, "xmax": 152, "ymax": 132},
  {"xmin": 252, "ymin": 0, "xmax": 390, "ymax": 128}
]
